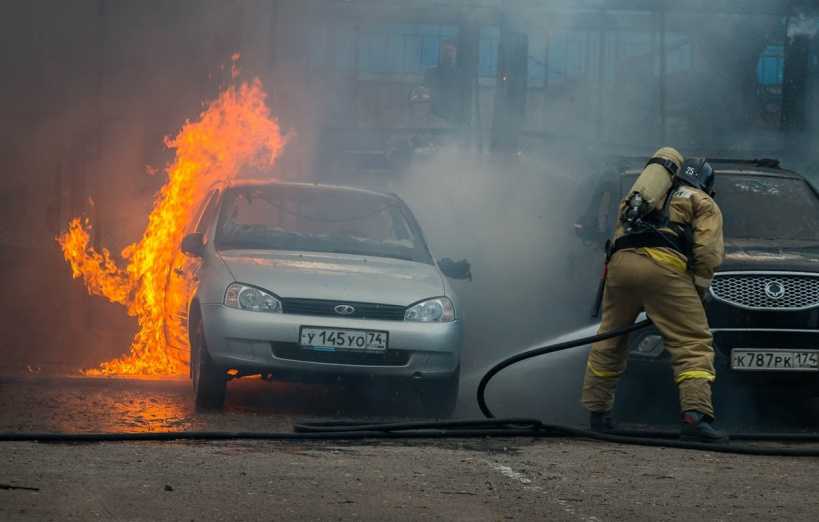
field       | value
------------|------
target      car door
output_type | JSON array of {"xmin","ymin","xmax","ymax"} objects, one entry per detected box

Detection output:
[{"xmin": 164, "ymin": 189, "xmax": 220, "ymax": 367}]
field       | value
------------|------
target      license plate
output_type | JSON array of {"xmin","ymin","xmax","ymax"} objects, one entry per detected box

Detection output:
[
  {"xmin": 299, "ymin": 327, "xmax": 388, "ymax": 351},
  {"xmin": 731, "ymin": 349, "xmax": 819, "ymax": 371}
]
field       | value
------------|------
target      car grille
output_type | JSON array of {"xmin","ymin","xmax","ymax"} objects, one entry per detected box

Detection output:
[
  {"xmin": 710, "ymin": 272, "xmax": 819, "ymax": 311},
  {"xmin": 281, "ymin": 298, "xmax": 406, "ymax": 321},
  {"xmin": 271, "ymin": 343, "xmax": 410, "ymax": 366}
]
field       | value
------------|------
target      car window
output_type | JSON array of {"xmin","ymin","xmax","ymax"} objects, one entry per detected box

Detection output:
[
  {"xmin": 718, "ymin": 176, "xmax": 819, "ymax": 241},
  {"xmin": 215, "ymin": 185, "xmax": 432, "ymax": 263}
]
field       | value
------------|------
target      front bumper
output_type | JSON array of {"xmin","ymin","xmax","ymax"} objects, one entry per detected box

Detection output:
[
  {"xmin": 705, "ymin": 295, "xmax": 819, "ymax": 385},
  {"xmin": 627, "ymin": 326, "xmax": 819, "ymax": 390},
  {"xmin": 201, "ymin": 304, "xmax": 462, "ymax": 382}
]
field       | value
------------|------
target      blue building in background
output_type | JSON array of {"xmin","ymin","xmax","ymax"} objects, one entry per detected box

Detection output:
[{"xmin": 292, "ymin": 1, "xmax": 815, "ymax": 177}]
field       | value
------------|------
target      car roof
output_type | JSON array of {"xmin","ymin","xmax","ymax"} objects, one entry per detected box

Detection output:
[
  {"xmin": 620, "ymin": 158, "xmax": 804, "ymax": 180},
  {"xmin": 212, "ymin": 178, "xmax": 399, "ymax": 199}
]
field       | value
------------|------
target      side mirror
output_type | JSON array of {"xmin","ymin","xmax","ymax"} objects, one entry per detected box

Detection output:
[
  {"xmin": 438, "ymin": 258, "xmax": 472, "ymax": 281},
  {"xmin": 181, "ymin": 232, "xmax": 205, "ymax": 257}
]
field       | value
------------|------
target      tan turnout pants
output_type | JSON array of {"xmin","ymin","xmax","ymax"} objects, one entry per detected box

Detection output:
[{"xmin": 581, "ymin": 249, "xmax": 716, "ymax": 418}]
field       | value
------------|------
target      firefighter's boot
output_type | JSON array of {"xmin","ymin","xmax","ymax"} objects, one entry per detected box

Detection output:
[
  {"xmin": 589, "ymin": 411, "xmax": 616, "ymax": 433},
  {"xmin": 680, "ymin": 410, "xmax": 729, "ymax": 443}
]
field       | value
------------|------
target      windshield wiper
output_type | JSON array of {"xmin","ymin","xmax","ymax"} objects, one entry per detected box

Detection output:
[
  {"xmin": 738, "ymin": 240, "xmax": 819, "ymax": 249},
  {"xmin": 322, "ymin": 247, "xmax": 417, "ymax": 262}
]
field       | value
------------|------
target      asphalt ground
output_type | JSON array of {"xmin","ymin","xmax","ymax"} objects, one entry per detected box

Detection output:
[
  {"xmin": 4, "ymin": 436, "xmax": 819, "ymax": 522},
  {"xmin": 2, "ymin": 375, "xmax": 819, "ymax": 521}
]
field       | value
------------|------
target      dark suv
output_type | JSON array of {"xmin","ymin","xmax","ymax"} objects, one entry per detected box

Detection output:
[{"xmin": 578, "ymin": 159, "xmax": 819, "ymax": 424}]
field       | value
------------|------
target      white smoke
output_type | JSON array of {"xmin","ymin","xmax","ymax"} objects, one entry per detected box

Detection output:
[{"xmin": 788, "ymin": 12, "xmax": 818, "ymax": 40}]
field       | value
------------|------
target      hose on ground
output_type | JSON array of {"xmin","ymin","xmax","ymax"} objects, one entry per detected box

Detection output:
[
  {"xmin": 292, "ymin": 419, "xmax": 819, "ymax": 457},
  {"xmin": 5, "ymin": 421, "xmax": 819, "ymax": 457}
]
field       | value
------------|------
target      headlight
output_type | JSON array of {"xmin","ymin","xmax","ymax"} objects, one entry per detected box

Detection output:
[
  {"xmin": 224, "ymin": 283, "xmax": 282, "ymax": 313},
  {"xmin": 631, "ymin": 333, "xmax": 665, "ymax": 358},
  {"xmin": 404, "ymin": 297, "xmax": 455, "ymax": 322}
]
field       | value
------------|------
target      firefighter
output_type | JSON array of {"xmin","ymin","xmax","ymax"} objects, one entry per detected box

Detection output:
[{"xmin": 581, "ymin": 148, "xmax": 728, "ymax": 442}]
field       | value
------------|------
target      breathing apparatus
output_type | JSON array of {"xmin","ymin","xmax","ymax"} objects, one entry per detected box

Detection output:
[
  {"xmin": 620, "ymin": 149, "xmax": 682, "ymax": 233},
  {"xmin": 591, "ymin": 148, "xmax": 686, "ymax": 318}
]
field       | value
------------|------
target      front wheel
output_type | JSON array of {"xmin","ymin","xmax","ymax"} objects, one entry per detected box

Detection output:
[{"xmin": 191, "ymin": 322, "xmax": 226, "ymax": 411}]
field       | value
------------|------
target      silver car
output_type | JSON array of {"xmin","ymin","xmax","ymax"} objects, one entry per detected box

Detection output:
[{"xmin": 168, "ymin": 180, "xmax": 470, "ymax": 416}]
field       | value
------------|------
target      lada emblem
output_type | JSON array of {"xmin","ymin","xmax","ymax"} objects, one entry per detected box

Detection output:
[
  {"xmin": 334, "ymin": 304, "xmax": 356, "ymax": 315},
  {"xmin": 764, "ymin": 281, "xmax": 786, "ymax": 300}
]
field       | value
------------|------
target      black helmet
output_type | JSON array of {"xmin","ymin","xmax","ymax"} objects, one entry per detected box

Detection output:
[{"xmin": 677, "ymin": 158, "xmax": 715, "ymax": 196}]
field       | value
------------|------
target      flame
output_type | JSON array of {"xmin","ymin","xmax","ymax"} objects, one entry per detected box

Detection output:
[{"xmin": 57, "ymin": 77, "xmax": 285, "ymax": 376}]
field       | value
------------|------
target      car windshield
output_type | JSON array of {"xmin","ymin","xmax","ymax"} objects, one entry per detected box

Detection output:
[
  {"xmin": 717, "ymin": 176, "xmax": 819, "ymax": 242},
  {"xmin": 215, "ymin": 184, "xmax": 431, "ymax": 263}
]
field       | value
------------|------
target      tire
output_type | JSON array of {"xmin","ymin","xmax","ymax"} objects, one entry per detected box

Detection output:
[
  {"xmin": 414, "ymin": 371, "xmax": 460, "ymax": 419},
  {"xmin": 191, "ymin": 321, "xmax": 226, "ymax": 411}
]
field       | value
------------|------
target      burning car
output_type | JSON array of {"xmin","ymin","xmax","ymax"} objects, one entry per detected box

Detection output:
[
  {"xmin": 598, "ymin": 159, "xmax": 819, "ymax": 422},
  {"xmin": 167, "ymin": 180, "xmax": 470, "ymax": 415}
]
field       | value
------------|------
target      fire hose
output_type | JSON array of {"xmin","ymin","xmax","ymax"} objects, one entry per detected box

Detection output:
[
  {"xmin": 293, "ymin": 318, "xmax": 819, "ymax": 457},
  {"xmin": 4, "ymin": 318, "xmax": 819, "ymax": 456},
  {"xmin": 475, "ymin": 318, "xmax": 653, "ymax": 420}
]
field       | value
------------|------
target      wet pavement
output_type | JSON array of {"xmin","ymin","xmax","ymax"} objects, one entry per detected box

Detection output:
[
  {"xmin": 0, "ymin": 375, "xmax": 396, "ymax": 434},
  {"xmin": 3, "ymin": 367, "xmax": 819, "ymax": 435},
  {"xmin": 3, "ymin": 373, "xmax": 819, "ymax": 521}
]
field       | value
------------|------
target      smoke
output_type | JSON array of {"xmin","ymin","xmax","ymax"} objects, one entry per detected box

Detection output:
[
  {"xmin": 3, "ymin": 0, "xmax": 819, "ymax": 429},
  {"xmin": 324, "ymin": 141, "xmax": 603, "ymax": 420},
  {"xmin": 0, "ymin": 1, "xmax": 250, "ymax": 372},
  {"xmin": 317, "ymin": 3, "xmax": 817, "ymax": 425},
  {"xmin": 788, "ymin": 11, "xmax": 819, "ymax": 40}
]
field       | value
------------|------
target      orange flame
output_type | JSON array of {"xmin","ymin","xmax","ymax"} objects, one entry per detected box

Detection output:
[{"xmin": 58, "ymin": 78, "xmax": 285, "ymax": 376}]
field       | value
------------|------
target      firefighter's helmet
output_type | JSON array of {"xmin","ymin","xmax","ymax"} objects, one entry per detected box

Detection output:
[{"xmin": 677, "ymin": 158, "xmax": 715, "ymax": 196}]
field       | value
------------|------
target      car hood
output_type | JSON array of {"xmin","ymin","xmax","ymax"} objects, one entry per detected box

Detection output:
[
  {"xmin": 218, "ymin": 250, "xmax": 445, "ymax": 305},
  {"xmin": 721, "ymin": 239, "xmax": 819, "ymax": 273}
]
